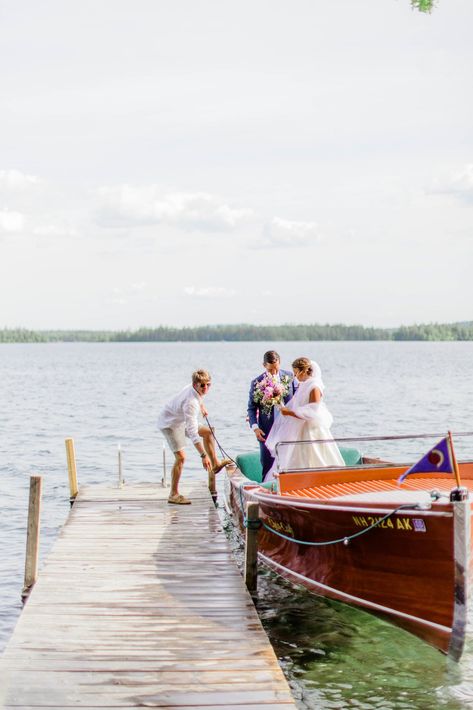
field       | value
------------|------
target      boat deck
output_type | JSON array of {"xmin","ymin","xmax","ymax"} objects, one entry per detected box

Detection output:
[{"xmin": 281, "ymin": 474, "xmax": 473, "ymax": 503}]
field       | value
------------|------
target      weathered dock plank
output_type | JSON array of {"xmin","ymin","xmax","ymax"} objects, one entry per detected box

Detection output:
[{"xmin": 0, "ymin": 480, "xmax": 296, "ymax": 708}]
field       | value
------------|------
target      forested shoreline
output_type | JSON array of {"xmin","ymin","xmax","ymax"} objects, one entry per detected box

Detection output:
[{"xmin": 1, "ymin": 321, "xmax": 472, "ymax": 343}]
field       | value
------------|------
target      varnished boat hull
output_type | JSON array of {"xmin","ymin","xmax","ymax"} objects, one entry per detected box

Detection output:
[{"xmin": 224, "ymin": 466, "xmax": 471, "ymax": 659}]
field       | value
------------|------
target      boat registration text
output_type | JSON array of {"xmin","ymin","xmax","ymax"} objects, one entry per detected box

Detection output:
[{"xmin": 352, "ymin": 515, "xmax": 427, "ymax": 532}]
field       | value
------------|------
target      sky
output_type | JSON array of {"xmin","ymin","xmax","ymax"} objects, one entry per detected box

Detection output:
[{"xmin": 0, "ymin": 0, "xmax": 472, "ymax": 330}]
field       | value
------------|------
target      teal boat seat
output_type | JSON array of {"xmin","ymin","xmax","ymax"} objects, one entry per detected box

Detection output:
[
  {"xmin": 235, "ymin": 446, "xmax": 362, "ymax": 484},
  {"xmin": 339, "ymin": 446, "xmax": 363, "ymax": 466},
  {"xmin": 235, "ymin": 452, "xmax": 263, "ymax": 483}
]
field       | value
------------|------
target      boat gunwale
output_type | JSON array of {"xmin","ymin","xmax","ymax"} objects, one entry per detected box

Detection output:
[
  {"xmin": 228, "ymin": 467, "xmax": 463, "ymax": 514},
  {"xmin": 251, "ymin": 489, "xmax": 455, "ymax": 516}
]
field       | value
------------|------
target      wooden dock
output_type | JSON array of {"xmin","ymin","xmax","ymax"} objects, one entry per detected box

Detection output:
[{"xmin": 0, "ymin": 479, "xmax": 296, "ymax": 709}]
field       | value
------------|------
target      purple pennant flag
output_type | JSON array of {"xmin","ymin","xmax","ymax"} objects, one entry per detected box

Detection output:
[{"xmin": 398, "ymin": 436, "xmax": 454, "ymax": 484}]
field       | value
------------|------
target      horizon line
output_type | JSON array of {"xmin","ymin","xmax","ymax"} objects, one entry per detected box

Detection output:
[{"xmin": 1, "ymin": 320, "xmax": 472, "ymax": 332}]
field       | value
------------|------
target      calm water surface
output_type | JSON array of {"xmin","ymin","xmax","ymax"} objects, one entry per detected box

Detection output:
[{"xmin": 1, "ymin": 341, "xmax": 473, "ymax": 708}]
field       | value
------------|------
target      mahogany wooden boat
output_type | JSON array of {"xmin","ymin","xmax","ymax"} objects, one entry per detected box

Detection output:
[{"xmin": 223, "ymin": 440, "xmax": 472, "ymax": 660}]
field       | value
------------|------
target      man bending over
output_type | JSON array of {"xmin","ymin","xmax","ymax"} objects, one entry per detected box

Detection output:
[{"xmin": 158, "ymin": 369, "xmax": 231, "ymax": 505}]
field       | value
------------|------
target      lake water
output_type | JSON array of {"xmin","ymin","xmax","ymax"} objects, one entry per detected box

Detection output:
[{"xmin": 1, "ymin": 341, "xmax": 473, "ymax": 708}]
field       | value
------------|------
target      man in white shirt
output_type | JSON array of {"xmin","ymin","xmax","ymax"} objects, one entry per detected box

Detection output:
[{"xmin": 158, "ymin": 369, "xmax": 231, "ymax": 504}]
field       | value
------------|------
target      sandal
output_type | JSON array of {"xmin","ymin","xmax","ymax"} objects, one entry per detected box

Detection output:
[
  {"xmin": 211, "ymin": 458, "xmax": 233, "ymax": 475},
  {"xmin": 168, "ymin": 494, "xmax": 192, "ymax": 505}
]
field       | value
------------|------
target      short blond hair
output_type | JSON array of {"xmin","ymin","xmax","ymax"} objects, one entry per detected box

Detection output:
[{"xmin": 192, "ymin": 369, "xmax": 211, "ymax": 386}]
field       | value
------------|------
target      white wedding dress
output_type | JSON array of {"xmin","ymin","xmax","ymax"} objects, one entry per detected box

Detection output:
[{"xmin": 265, "ymin": 361, "xmax": 345, "ymax": 480}]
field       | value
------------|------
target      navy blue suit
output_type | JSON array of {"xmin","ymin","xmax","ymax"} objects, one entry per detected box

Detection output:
[{"xmin": 247, "ymin": 370, "xmax": 294, "ymax": 479}]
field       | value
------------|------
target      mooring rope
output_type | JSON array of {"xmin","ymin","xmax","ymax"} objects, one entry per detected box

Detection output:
[
  {"xmin": 204, "ymin": 414, "xmax": 237, "ymax": 466},
  {"xmin": 259, "ymin": 503, "xmax": 419, "ymax": 546},
  {"xmin": 238, "ymin": 482, "xmax": 425, "ymax": 547}
]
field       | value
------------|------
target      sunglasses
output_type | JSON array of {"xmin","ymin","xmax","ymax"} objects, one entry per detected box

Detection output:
[{"xmin": 199, "ymin": 382, "xmax": 211, "ymax": 389}]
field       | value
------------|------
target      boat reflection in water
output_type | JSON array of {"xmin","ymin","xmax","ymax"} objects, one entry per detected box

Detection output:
[{"xmin": 224, "ymin": 433, "xmax": 473, "ymax": 661}]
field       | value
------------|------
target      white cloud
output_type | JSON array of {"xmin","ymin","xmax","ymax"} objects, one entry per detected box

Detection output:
[
  {"xmin": 257, "ymin": 217, "xmax": 321, "ymax": 249},
  {"xmin": 95, "ymin": 185, "xmax": 253, "ymax": 231},
  {"xmin": 0, "ymin": 169, "xmax": 40, "ymax": 191},
  {"xmin": 430, "ymin": 164, "xmax": 473, "ymax": 204},
  {"xmin": 184, "ymin": 286, "xmax": 236, "ymax": 299},
  {"xmin": 0, "ymin": 208, "xmax": 24, "ymax": 233},
  {"xmin": 0, "ymin": 171, "xmax": 79, "ymax": 241}
]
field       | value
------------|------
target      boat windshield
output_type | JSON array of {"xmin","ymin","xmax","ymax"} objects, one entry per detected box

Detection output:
[{"xmin": 274, "ymin": 431, "xmax": 473, "ymax": 474}]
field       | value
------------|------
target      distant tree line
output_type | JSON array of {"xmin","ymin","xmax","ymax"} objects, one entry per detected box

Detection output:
[
  {"xmin": 0, "ymin": 328, "xmax": 47, "ymax": 343},
  {"xmin": 112, "ymin": 324, "xmax": 389, "ymax": 342},
  {"xmin": 392, "ymin": 323, "xmax": 473, "ymax": 341},
  {"xmin": 1, "ymin": 321, "xmax": 472, "ymax": 343}
]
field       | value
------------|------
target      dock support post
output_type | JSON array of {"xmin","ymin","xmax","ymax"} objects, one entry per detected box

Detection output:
[
  {"xmin": 65, "ymin": 438, "xmax": 78, "ymax": 504},
  {"xmin": 161, "ymin": 442, "xmax": 167, "ymax": 488},
  {"xmin": 118, "ymin": 443, "xmax": 124, "ymax": 488},
  {"xmin": 244, "ymin": 501, "xmax": 260, "ymax": 593},
  {"xmin": 208, "ymin": 469, "xmax": 217, "ymax": 506},
  {"xmin": 22, "ymin": 475, "xmax": 42, "ymax": 602}
]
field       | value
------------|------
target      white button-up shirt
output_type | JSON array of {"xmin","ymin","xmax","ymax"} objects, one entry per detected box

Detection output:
[{"xmin": 157, "ymin": 384, "xmax": 202, "ymax": 444}]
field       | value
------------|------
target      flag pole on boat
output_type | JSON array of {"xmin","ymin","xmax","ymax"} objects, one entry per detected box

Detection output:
[{"xmin": 448, "ymin": 430, "xmax": 462, "ymax": 489}]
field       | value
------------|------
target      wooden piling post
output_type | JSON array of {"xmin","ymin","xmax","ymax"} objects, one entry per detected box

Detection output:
[
  {"xmin": 118, "ymin": 443, "xmax": 124, "ymax": 488},
  {"xmin": 22, "ymin": 475, "xmax": 42, "ymax": 602},
  {"xmin": 208, "ymin": 469, "xmax": 217, "ymax": 505},
  {"xmin": 65, "ymin": 438, "xmax": 78, "ymax": 502},
  {"xmin": 244, "ymin": 501, "xmax": 260, "ymax": 593},
  {"xmin": 161, "ymin": 442, "xmax": 167, "ymax": 488}
]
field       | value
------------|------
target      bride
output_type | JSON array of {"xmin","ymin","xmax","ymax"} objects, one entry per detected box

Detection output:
[{"xmin": 265, "ymin": 357, "xmax": 345, "ymax": 480}]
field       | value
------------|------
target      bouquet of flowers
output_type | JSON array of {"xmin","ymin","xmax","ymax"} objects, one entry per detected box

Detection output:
[{"xmin": 253, "ymin": 374, "xmax": 291, "ymax": 415}]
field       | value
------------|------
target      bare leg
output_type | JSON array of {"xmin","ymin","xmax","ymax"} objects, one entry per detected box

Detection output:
[
  {"xmin": 198, "ymin": 426, "xmax": 232, "ymax": 474},
  {"xmin": 198, "ymin": 426, "xmax": 219, "ymax": 469},
  {"xmin": 170, "ymin": 450, "xmax": 185, "ymax": 497}
]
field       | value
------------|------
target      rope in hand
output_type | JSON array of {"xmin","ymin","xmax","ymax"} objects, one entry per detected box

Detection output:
[{"xmin": 204, "ymin": 414, "xmax": 237, "ymax": 466}]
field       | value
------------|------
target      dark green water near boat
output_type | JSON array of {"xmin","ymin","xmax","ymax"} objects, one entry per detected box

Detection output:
[{"xmin": 2, "ymin": 341, "xmax": 473, "ymax": 708}]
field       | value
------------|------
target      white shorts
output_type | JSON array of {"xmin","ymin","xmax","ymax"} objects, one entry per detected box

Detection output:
[{"xmin": 160, "ymin": 425, "xmax": 188, "ymax": 453}]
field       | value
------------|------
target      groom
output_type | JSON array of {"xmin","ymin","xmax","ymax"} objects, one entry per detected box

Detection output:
[{"xmin": 247, "ymin": 350, "xmax": 293, "ymax": 480}]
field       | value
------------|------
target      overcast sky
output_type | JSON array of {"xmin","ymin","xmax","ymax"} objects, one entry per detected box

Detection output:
[{"xmin": 0, "ymin": 0, "xmax": 472, "ymax": 330}]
